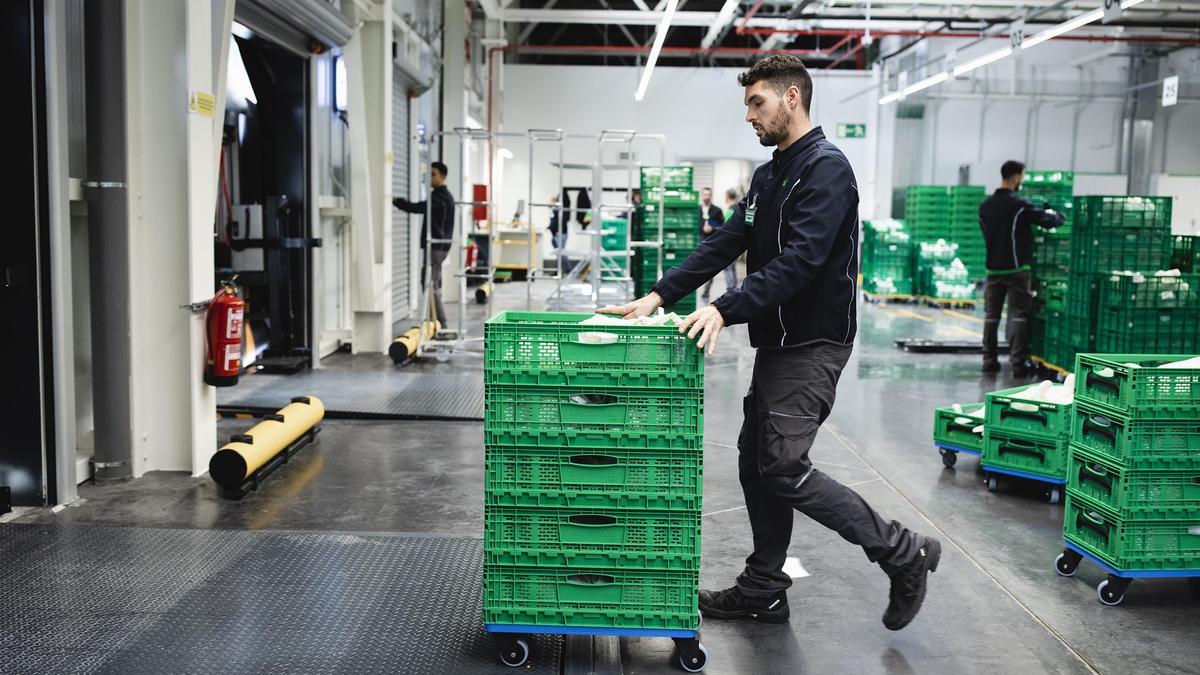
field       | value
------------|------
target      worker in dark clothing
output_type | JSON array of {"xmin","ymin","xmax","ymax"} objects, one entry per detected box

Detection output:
[
  {"xmin": 978, "ymin": 160, "xmax": 1065, "ymax": 377},
  {"xmin": 600, "ymin": 54, "xmax": 941, "ymax": 633},
  {"xmin": 698, "ymin": 187, "xmax": 732, "ymax": 301},
  {"xmin": 393, "ymin": 161, "xmax": 455, "ymax": 327}
]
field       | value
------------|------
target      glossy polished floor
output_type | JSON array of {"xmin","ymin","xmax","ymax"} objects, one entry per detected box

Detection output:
[{"xmin": 6, "ymin": 279, "xmax": 1199, "ymax": 674}]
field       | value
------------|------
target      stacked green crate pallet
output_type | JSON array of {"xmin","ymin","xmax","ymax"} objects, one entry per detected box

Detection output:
[
  {"xmin": 1057, "ymin": 196, "xmax": 1174, "ymax": 370},
  {"xmin": 904, "ymin": 185, "xmax": 950, "ymax": 243},
  {"xmin": 916, "ymin": 240, "xmax": 975, "ymax": 300},
  {"xmin": 1171, "ymin": 235, "xmax": 1198, "ymax": 273},
  {"xmin": 600, "ymin": 218, "xmax": 630, "ymax": 280},
  {"xmin": 981, "ymin": 381, "xmax": 1074, "ymax": 493},
  {"xmin": 635, "ymin": 166, "xmax": 700, "ymax": 313},
  {"xmin": 1022, "ymin": 171, "xmax": 1075, "ymax": 365},
  {"xmin": 948, "ymin": 185, "xmax": 986, "ymax": 277},
  {"xmin": 1020, "ymin": 170, "xmax": 1075, "ymax": 227},
  {"xmin": 1094, "ymin": 273, "xmax": 1200, "ymax": 354},
  {"xmin": 1063, "ymin": 354, "xmax": 1200, "ymax": 593},
  {"xmin": 861, "ymin": 219, "xmax": 913, "ymax": 296},
  {"xmin": 482, "ymin": 311, "xmax": 704, "ymax": 632}
]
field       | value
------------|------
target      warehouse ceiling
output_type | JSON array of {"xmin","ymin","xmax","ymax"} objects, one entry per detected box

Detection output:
[{"xmin": 486, "ymin": 0, "xmax": 1200, "ymax": 69}]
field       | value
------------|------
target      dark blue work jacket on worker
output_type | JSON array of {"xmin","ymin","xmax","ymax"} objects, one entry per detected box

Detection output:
[
  {"xmin": 978, "ymin": 188, "xmax": 1066, "ymax": 274},
  {"xmin": 394, "ymin": 185, "xmax": 455, "ymax": 251},
  {"xmin": 653, "ymin": 126, "xmax": 860, "ymax": 349}
]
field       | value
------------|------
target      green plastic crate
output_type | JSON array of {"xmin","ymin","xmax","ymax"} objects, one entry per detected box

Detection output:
[
  {"xmin": 483, "ymin": 567, "xmax": 699, "ymax": 630},
  {"xmin": 1067, "ymin": 443, "xmax": 1200, "ymax": 520},
  {"xmin": 485, "ymin": 386, "xmax": 703, "ymax": 437},
  {"xmin": 484, "ymin": 311, "xmax": 703, "ymax": 389},
  {"xmin": 932, "ymin": 403, "xmax": 985, "ymax": 453},
  {"xmin": 984, "ymin": 384, "xmax": 1074, "ymax": 440},
  {"xmin": 486, "ymin": 427, "xmax": 703, "ymax": 451},
  {"xmin": 982, "ymin": 429, "xmax": 1069, "ymax": 481},
  {"xmin": 484, "ymin": 506, "xmax": 701, "ymax": 570},
  {"xmin": 640, "ymin": 166, "xmax": 694, "ymax": 190},
  {"xmin": 1063, "ymin": 492, "xmax": 1200, "ymax": 572},
  {"xmin": 484, "ymin": 446, "xmax": 702, "ymax": 510},
  {"xmin": 1072, "ymin": 400, "xmax": 1200, "ymax": 470},
  {"xmin": 1075, "ymin": 196, "xmax": 1173, "ymax": 231},
  {"xmin": 644, "ymin": 188, "xmax": 698, "ymax": 208},
  {"xmin": 1073, "ymin": 353, "xmax": 1200, "ymax": 417}
]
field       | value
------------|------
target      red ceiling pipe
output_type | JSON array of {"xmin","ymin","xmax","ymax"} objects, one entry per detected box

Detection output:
[
  {"xmin": 739, "ymin": 25, "xmax": 1197, "ymax": 44},
  {"xmin": 738, "ymin": 0, "xmax": 768, "ymax": 34}
]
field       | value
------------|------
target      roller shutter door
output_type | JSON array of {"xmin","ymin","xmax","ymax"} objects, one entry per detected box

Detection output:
[{"xmin": 391, "ymin": 75, "xmax": 411, "ymax": 328}]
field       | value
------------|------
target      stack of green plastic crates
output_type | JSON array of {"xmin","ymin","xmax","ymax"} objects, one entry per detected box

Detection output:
[
  {"xmin": 1171, "ymin": 235, "xmax": 1198, "ymax": 273},
  {"xmin": 635, "ymin": 167, "xmax": 700, "ymax": 313},
  {"xmin": 980, "ymin": 381, "xmax": 1075, "ymax": 500},
  {"xmin": 483, "ymin": 311, "xmax": 704, "ymax": 633},
  {"xmin": 949, "ymin": 185, "xmax": 986, "ymax": 276},
  {"xmin": 861, "ymin": 219, "xmax": 913, "ymax": 296},
  {"xmin": 1020, "ymin": 170, "xmax": 1075, "ymax": 226},
  {"xmin": 600, "ymin": 218, "xmax": 630, "ymax": 280},
  {"xmin": 905, "ymin": 185, "xmax": 950, "ymax": 243},
  {"xmin": 916, "ymin": 240, "xmax": 975, "ymax": 300},
  {"xmin": 1056, "ymin": 195, "xmax": 1174, "ymax": 371},
  {"xmin": 1057, "ymin": 353, "xmax": 1200, "ymax": 604},
  {"xmin": 1094, "ymin": 273, "xmax": 1200, "ymax": 354}
]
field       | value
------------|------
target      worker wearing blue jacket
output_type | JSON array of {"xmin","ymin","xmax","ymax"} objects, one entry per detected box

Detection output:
[{"xmin": 600, "ymin": 55, "xmax": 940, "ymax": 632}]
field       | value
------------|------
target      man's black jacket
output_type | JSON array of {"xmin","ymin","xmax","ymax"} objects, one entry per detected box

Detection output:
[
  {"xmin": 978, "ymin": 188, "xmax": 1065, "ymax": 273},
  {"xmin": 654, "ymin": 127, "xmax": 859, "ymax": 349},
  {"xmin": 699, "ymin": 203, "xmax": 724, "ymax": 239},
  {"xmin": 394, "ymin": 185, "xmax": 455, "ymax": 251}
]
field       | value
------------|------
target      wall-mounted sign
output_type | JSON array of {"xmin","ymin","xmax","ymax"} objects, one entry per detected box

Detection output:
[{"xmin": 837, "ymin": 123, "xmax": 867, "ymax": 139}]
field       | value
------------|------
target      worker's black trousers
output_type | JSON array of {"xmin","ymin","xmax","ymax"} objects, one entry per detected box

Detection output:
[
  {"xmin": 982, "ymin": 271, "xmax": 1033, "ymax": 367},
  {"xmin": 735, "ymin": 342, "xmax": 922, "ymax": 598}
]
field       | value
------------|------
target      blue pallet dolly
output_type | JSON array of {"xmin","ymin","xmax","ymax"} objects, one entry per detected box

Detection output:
[
  {"xmin": 981, "ymin": 464, "xmax": 1066, "ymax": 504},
  {"xmin": 1054, "ymin": 540, "xmax": 1200, "ymax": 606},
  {"xmin": 935, "ymin": 442, "xmax": 981, "ymax": 468},
  {"xmin": 487, "ymin": 623, "xmax": 707, "ymax": 671}
]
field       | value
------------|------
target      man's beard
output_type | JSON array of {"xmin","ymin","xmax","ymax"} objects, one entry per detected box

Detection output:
[{"xmin": 758, "ymin": 107, "xmax": 792, "ymax": 147}]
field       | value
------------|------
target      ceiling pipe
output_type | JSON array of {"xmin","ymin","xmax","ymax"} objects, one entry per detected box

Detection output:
[{"xmin": 737, "ymin": 26, "xmax": 1197, "ymax": 44}]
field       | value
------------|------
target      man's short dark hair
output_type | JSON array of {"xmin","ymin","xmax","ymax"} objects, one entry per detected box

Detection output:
[
  {"xmin": 737, "ymin": 55, "xmax": 813, "ymax": 114},
  {"xmin": 1001, "ymin": 160, "xmax": 1025, "ymax": 180},
  {"xmin": 431, "ymin": 161, "xmax": 448, "ymax": 178}
]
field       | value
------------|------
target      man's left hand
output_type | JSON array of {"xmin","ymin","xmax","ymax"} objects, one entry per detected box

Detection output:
[{"xmin": 680, "ymin": 304, "xmax": 726, "ymax": 356}]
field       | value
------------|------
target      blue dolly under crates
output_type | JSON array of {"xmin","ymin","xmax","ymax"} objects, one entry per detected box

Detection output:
[
  {"xmin": 935, "ymin": 442, "xmax": 981, "ymax": 468},
  {"xmin": 487, "ymin": 623, "xmax": 707, "ymax": 671},
  {"xmin": 981, "ymin": 464, "xmax": 1067, "ymax": 505},
  {"xmin": 1053, "ymin": 541, "xmax": 1200, "ymax": 607}
]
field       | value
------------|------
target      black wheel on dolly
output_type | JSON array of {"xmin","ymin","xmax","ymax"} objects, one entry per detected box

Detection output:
[
  {"xmin": 940, "ymin": 450, "xmax": 957, "ymax": 468},
  {"xmin": 986, "ymin": 475, "xmax": 998, "ymax": 491},
  {"xmin": 1098, "ymin": 576, "xmax": 1132, "ymax": 606},
  {"xmin": 1054, "ymin": 549, "xmax": 1082, "ymax": 577},
  {"xmin": 1048, "ymin": 487, "xmax": 1062, "ymax": 505},
  {"xmin": 674, "ymin": 637, "xmax": 708, "ymax": 672},
  {"xmin": 497, "ymin": 636, "xmax": 530, "ymax": 667}
]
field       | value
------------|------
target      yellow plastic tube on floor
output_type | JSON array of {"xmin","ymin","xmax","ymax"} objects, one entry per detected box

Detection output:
[
  {"xmin": 388, "ymin": 320, "xmax": 440, "ymax": 363},
  {"xmin": 209, "ymin": 396, "xmax": 325, "ymax": 488}
]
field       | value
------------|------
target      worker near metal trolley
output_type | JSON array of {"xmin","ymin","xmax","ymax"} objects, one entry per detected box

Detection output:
[
  {"xmin": 698, "ymin": 187, "xmax": 731, "ymax": 302},
  {"xmin": 393, "ymin": 161, "xmax": 455, "ymax": 327},
  {"xmin": 600, "ymin": 54, "xmax": 941, "ymax": 632},
  {"xmin": 978, "ymin": 160, "xmax": 1065, "ymax": 377}
]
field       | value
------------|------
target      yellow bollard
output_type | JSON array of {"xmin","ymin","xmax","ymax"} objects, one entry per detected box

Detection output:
[
  {"xmin": 475, "ymin": 283, "xmax": 492, "ymax": 304},
  {"xmin": 388, "ymin": 320, "xmax": 440, "ymax": 364},
  {"xmin": 209, "ymin": 396, "xmax": 325, "ymax": 492}
]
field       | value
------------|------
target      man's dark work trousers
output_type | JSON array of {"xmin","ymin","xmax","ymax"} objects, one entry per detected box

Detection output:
[
  {"xmin": 735, "ymin": 342, "xmax": 921, "ymax": 597},
  {"xmin": 982, "ymin": 271, "xmax": 1033, "ymax": 366}
]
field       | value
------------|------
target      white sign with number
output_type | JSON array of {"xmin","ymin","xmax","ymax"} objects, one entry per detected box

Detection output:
[
  {"xmin": 1103, "ymin": 0, "xmax": 1123, "ymax": 24},
  {"xmin": 1163, "ymin": 75, "xmax": 1179, "ymax": 107}
]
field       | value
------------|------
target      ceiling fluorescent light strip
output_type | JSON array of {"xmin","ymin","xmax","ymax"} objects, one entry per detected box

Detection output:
[
  {"xmin": 635, "ymin": 0, "xmax": 680, "ymax": 100},
  {"xmin": 1022, "ymin": 8, "xmax": 1103, "ymax": 49},
  {"xmin": 952, "ymin": 46, "xmax": 1013, "ymax": 76}
]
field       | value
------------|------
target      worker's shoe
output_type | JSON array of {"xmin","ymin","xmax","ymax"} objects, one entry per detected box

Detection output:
[
  {"xmin": 1011, "ymin": 364, "xmax": 1031, "ymax": 378},
  {"xmin": 882, "ymin": 536, "xmax": 942, "ymax": 631},
  {"xmin": 699, "ymin": 586, "xmax": 789, "ymax": 623},
  {"xmin": 981, "ymin": 361, "xmax": 1001, "ymax": 374}
]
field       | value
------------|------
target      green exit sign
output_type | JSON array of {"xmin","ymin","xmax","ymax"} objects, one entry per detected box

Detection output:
[{"xmin": 837, "ymin": 123, "xmax": 866, "ymax": 139}]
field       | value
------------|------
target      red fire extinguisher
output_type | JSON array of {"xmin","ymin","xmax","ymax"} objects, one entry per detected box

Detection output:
[
  {"xmin": 465, "ymin": 240, "xmax": 478, "ymax": 270},
  {"xmin": 204, "ymin": 279, "xmax": 246, "ymax": 387}
]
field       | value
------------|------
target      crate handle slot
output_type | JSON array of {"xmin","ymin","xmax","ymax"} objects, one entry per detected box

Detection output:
[
  {"xmin": 948, "ymin": 420, "xmax": 976, "ymax": 432},
  {"xmin": 998, "ymin": 440, "xmax": 1045, "ymax": 459},
  {"xmin": 1082, "ymin": 415, "xmax": 1117, "ymax": 443},
  {"xmin": 568, "ymin": 514, "xmax": 618, "ymax": 526},
  {"xmin": 569, "ymin": 394, "xmax": 620, "ymax": 406},
  {"xmin": 1079, "ymin": 463, "xmax": 1113, "ymax": 492},
  {"xmin": 1085, "ymin": 371, "xmax": 1120, "ymax": 393},
  {"xmin": 568, "ymin": 455, "xmax": 619, "ymax": 467},
  {"xmin": 1076, "ymin": 511, "xmax": 1110, "ymax": 542},
  {"xmin": 572, "ymin": 332, "xmax": 621, "ymax": 346},
  {"xmin": 565, "ymin": 574, "xmax": 616, "ymax": 586},
  {"xmin": 1000, "ymin": 407, "xmax": 1048, "ymax": 426}
]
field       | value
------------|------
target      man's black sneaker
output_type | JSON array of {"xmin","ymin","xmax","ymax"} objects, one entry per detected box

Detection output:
[
  {"xmin": 883, "ymin": 537, "xmax": 942, "ymax": 631},
  {"xmin": 982, "ymin": 361, "xmax": 1001, "ymax": 373},
  {"xmin": 699, "ymin": 586, "xmax": 789, "ymax": 623}
]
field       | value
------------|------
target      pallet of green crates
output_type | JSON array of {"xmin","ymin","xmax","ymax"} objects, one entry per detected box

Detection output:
[
  {"xmin": 640, "ymin": 166, "xmax": 694, "ymax": 191},
  {"xmin": 932, "ymin": 402, "xmax": 985, "ymax": 467},
  {"xmin": 1093, "ymin": 274, "xmax": 1200, "ymax": 354},
  {"xmin": 980, "ymin": 380, "xmax": 1074, "ymax": 503},
  {"xmin": 1054, "ymin": 352, "xmax": 1200, "ymax": 605}
]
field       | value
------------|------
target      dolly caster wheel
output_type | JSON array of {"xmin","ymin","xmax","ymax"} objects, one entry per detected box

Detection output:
[
  {"xmin": 986, "ymin": 475, "xmax": 998, "ymax": 491},
  {"xmin": 940, "ymin": 450, "xmax": 957, "ymax": 468},
  {"xmin": 1098, "ymin": 576, "xmax": 1131, "ymax": 606},
  {"xmin": 1054, "ymin": 549, "xmax": 1081, "ymax": 577},
  {"xmin": 674, "ymin": 638, "xmax": 708, "ymax": 673},
  {"xmin": 497, "ymin": 637, "xmax": 529, "ymax": 667},
  {"xmin": 1049, "ymin": 487, "xmax": 1062, "ymax": 505}
]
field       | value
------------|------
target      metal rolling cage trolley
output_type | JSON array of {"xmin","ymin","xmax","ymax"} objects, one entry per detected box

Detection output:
[
  {"xmin": 483, "ymin": 311, "xmax": 708, "ymax": 671},
  {"xmin": 525, "ymin": 128, "xmax": 566, "ymax": 305},
  {"xmin": 545, "ymin": 130, "xmax": 666, "ymax": 311}
]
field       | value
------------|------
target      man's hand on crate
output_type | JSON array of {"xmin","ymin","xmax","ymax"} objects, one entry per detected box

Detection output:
[
  {"xmin": 680, "ymin": 305, "xmax": 726, "ymax": 356},
  {"xmin": 597, "ymin": 292, "xmax": 664, "ymax": 319}
]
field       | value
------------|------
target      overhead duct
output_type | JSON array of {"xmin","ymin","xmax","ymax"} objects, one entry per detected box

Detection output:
[{"xmin": 235, "ymin": 0, "xmax": 353, "ymax": 53}]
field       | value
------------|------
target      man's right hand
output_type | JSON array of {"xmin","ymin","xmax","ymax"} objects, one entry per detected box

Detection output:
[
  {"xmin": 597, "ymin": 292, "xmax": 663, "ymax": 319},
  {"xmin": 703, "ymin": 224, "xmax": 714, "ymax": 235},
  {"xmin": 392, "ymin": 197, "xmax": 409, "ymax": 209}
]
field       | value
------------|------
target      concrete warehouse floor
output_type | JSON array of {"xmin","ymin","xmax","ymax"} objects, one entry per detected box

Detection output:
[{"xmin": 7, "ymin": 279, "xmax": 1200, "ymax": 674}]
